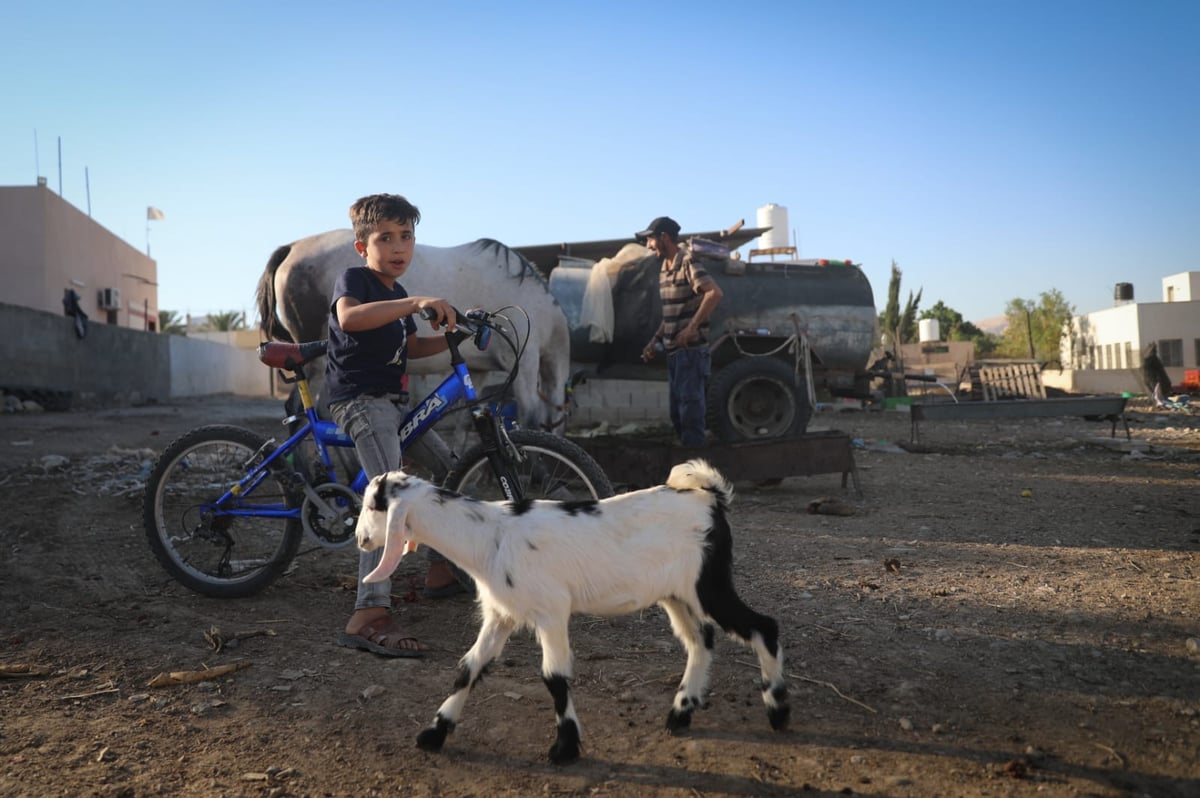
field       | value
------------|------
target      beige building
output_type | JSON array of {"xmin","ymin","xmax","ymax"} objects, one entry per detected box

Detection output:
[
  {"xmin": 1, "ymin": 182, "xmax": 273, "ymax": 401},
  {"xmin": 1047, "ymin": 272, "xmax": 1200, "ymax": 394},
  {"xmin": 0, "ymin": 183, "xmax": 158, "ymax": 330}
]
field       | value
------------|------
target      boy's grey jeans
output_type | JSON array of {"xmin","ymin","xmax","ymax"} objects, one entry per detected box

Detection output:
[{"xmin": 329, "ymin": 394, "xmax": 453, "ymax": 610}]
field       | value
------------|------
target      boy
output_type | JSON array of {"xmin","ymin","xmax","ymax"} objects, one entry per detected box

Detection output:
[{"xmin": 326, "ymin": 193, "xmax": 460, "ymax": 657}]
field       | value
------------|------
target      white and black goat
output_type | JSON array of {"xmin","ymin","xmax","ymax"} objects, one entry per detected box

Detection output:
[{"xmin": 355, "ymin": 459, "xmax": 789, "ymax": 764}]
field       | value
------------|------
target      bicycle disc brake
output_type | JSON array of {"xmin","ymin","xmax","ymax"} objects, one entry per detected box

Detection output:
[{"xmin": 301, "ymin": 482, "xmax": 361, "ymax": 549}]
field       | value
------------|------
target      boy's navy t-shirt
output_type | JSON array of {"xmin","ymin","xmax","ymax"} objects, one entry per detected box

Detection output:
[{"xmin": 325, "ymin": 266, "xmax": 417, "ymax": 405}]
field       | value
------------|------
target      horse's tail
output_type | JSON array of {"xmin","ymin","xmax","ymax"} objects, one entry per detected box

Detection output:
[{"xmin": 255, "ymin": 244, "xmax": 295, "ymax": 343}]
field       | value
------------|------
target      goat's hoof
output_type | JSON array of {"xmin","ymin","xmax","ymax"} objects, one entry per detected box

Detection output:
[
  {"xmin": 665, "ymin": 709, "xmax": 692, "ymax": 735},
  {"xmin": 416, "ymin": 721, "xmax": 450, "ymax": 752},
  {"xmin": 768, "ymin": 703, "xmax": 791, "ymax": 732},
  {"xmin": 547, "ymin": 741, "xmax": 580, "ymax": 765},
  {"xmin": 547, "ymin": 720, "xmax": 581, "ymax": 764}
]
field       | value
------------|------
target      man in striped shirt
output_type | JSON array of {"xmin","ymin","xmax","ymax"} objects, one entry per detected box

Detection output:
[{"xmin": 637, "ymin": 216, "xmax": 724, "ymax": 447}]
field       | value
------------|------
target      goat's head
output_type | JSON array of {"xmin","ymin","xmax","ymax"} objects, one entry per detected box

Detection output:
[{"xmin": 356, "ymin": 471, "xmax": 420, "ymax": 583}]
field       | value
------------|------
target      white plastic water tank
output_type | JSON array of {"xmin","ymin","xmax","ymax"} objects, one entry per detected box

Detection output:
[
  {"xmin": 756, "ymin": 204, "xmax": 790, "ymax": 250},
  {"xmin": 918, "ymin": 318, "xmax": 941, "ymax": 343}
]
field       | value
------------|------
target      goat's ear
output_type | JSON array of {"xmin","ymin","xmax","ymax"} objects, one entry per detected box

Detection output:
[{"xmin": 362, "ymin": 497, "xmax": 416, "ymax": 583}]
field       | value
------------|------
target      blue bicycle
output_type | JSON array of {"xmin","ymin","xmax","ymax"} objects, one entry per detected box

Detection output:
[{"xmin": 142, "ymin": 305, "xmax": 613, "ymax": 598}]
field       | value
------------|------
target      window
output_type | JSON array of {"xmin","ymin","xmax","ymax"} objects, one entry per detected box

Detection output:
[
  {"xmin": 1194, "ymin": 339, "xmax": 1200, "ymax": 368},
  {"xmin": 1125, "ymin": 342, "xmax": 1133, "ymax": 370},
  {"xmin": 1105, "ymin": 344, "xmax": 1114, "ymax": 370},
  {"xmin": 1158, "ymin": 339, "xmax": 1183, "ymax": 368}
]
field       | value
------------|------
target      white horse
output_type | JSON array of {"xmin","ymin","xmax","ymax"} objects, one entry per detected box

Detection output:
[{"xmin": 255, "ymin": 230, "xmax": 571, "ymax": 432}]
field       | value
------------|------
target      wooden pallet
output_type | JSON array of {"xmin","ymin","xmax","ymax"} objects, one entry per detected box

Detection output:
[{"xmin": 972, "ymin": 360, "xmax": 1046, "ymax": 401}]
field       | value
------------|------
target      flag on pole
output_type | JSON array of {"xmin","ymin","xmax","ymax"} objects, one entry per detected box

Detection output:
[{"xmin": 147, "ymin": 206, "xmax": 165, "ymax": 221}]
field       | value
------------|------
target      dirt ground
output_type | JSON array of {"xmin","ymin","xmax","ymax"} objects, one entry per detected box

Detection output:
[{"xmin": 1, "ymin": 394, "xmax": 1198, "ymax": 798}]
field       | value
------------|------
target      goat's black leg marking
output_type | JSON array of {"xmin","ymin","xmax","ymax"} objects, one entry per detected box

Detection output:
[
  {"xmin": 695, "ymin": 516, "xmax": 791, "ymax": 732},
  {"xmin": 537, "ymin": 618, "xmax": 581, "ymax": 764},
  {"xmin": 660, "ymin": 599, "xmax": 713, "ymax": 734},
  {"xmin": 764, "ymin": 680, "xmax": 791, "ymax": 730},
  {"xmin": 416, "ymin": 714, "xmax": 455, "ymax": 752},
  {"xmin": 700, "ymin": 581, "xmax": 790, "ymax": 731},
  {"xmin": 416, "ymin": 610, "xmax": 515, "ymax": 753},
  {"xmin": 543, "ymin": 674, "xmax": 581, "ymax": 764}
]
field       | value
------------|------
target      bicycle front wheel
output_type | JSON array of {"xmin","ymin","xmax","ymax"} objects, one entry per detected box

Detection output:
[
  {"xmin": 446, "ymin": 429, "xmax": 614, "ymax": 501},
  {"xmin": 143, "ymin": 425, "xmax": 303, "ymax": 598}
]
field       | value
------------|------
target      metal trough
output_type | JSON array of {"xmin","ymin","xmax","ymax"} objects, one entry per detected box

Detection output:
[
  {"xmin": 910, "ymin": 396, "xmax": 1130, "ymax": 442},
  {"xmin": 572, "ymin": 431, "xmax": 861, "ymax": 494}
]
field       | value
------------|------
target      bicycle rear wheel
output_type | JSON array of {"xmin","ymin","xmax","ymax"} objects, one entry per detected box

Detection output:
[
  {"xmin": 446, "ymin": 429, "xmax": 614, "ymax": 501},
  {"xmin": 143, "ymin": 425, "xmax": 303, "ymax": 598}
]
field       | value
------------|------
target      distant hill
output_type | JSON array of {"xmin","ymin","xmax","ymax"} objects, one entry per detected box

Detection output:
[{"xmin": 974, "ymin": 315, "xmax": 1008, "ymax": 335}]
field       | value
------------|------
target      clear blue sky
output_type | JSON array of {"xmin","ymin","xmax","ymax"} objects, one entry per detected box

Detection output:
[{"xmin": 3, "ymin": 1, "xmax": 1197, "ymax": 325}]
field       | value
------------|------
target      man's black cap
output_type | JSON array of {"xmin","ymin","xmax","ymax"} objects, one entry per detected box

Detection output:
[{"xmin": 635, "ymin": 216, "xmax": 681, "ymax": 241}]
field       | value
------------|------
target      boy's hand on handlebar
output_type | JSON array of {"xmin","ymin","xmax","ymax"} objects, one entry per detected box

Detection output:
[{"xmin": 416, "ymin": 299, "xmax": 456, "ymax": 331}]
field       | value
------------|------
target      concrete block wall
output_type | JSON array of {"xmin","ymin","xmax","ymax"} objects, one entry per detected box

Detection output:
[
  {"xmin": 3, "ymin": 298, "xmax": 671, "ymax": 425},
  {"xmin": 1041, "ymin": 368, "xmax": 1156, "ymax": 396},
  {"xmin": 406, "ymin": 372, "xmax": 671, "ymax": 436},
  {"xmin": 568, "ymin": 376, "xmax": 671, "ymax": 429},
  {"xmin": 0, "ymin": 301, "xmax": 170, "ymax": 406},
  {"xmin": 1, "ymin": 302, "xmax": 274, "ymax": 406},
  {"xmin": 168, "ymin": 335, "xmax": 274, "ymax": 399}
]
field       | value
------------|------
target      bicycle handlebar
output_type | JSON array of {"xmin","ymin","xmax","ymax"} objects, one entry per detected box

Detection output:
[
  {"xmin": 419, "ymin": 305, "xmax": 488, "ymax": 329},
  {"xmin": 420, "ymin": 306, "xmax": 493, "ymax": 351}
]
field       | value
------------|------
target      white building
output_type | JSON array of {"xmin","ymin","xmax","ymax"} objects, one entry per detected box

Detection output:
[{"xmin": 1046, "ymin": 272, "xmax": 1200, "ymax": 395}]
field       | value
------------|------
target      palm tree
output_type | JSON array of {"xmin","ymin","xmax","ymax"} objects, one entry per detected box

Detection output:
[
  {"xmin": 158, "ymin": 310, "xmax": 187, "ymax": 336},
  {"xmin": 208, "ymin": 310, "xmax": 247, "ymax": 332}
]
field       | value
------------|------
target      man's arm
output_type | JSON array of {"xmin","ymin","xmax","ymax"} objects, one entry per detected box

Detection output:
[{"xmin": 675, "ymin": 278, "xmax": 723, "ymax": 347}]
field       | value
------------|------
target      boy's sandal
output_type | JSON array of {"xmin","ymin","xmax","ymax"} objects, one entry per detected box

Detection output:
[{"xmin": 337, "ymin": 616, "xmax": 428, "ymax": 658}]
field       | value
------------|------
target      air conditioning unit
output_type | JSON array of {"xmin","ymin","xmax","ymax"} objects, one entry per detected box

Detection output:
[{"xmin": 98, "ymin": 287, "xmax": 121, "ymax": 310}]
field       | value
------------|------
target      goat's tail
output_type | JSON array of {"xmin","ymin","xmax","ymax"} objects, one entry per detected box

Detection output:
[{"xmin": 666, "ymin": 459, "xmax": 733, "ymax": 509}]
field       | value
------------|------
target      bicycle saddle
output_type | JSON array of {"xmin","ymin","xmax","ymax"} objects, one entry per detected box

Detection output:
[{"xmin": 257, "ymin": 340, "xmax": 329, "ymax": 371}]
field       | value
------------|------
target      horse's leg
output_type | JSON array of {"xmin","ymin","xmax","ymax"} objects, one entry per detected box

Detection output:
[
  {"xmin": 416, "ymin": 609, "xmax": 516, "ymax": 752},
  {"xmin": 537, "ymin": 330, "xmax": 572, "ymax": 432},
  {"xmin": 511, "ymin": 343, "xmax": 547, "ymax": 431}
]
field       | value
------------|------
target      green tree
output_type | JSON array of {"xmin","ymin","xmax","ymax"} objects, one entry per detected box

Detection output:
[
  {"xmin": 920, "ymin": 301, "xmax": 973, "ymax": 341},
  {"xmin": 208, "ymin": 311, "xmax": 247, "ymax": 332},
  {"xmin": 997, "ymin": 289, "xmax": 1074, "ymax": 364},
  {"xmin": 877, "ymin": 260, "xmax": 923, "ymax": 346},
  {"xmin": 158, "ymin": 310, "xmax": 187, "ymax": 336}
]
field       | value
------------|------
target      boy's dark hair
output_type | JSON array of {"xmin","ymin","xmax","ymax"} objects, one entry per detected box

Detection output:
[{"xmin": 349, "ymin": 194, "xmax": 421, "ymax": 243}]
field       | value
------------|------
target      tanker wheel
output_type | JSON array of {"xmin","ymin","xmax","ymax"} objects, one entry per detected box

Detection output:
[{"xmin": 708, "ymin": 357, "xmax": 811, "ymax": 441}]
